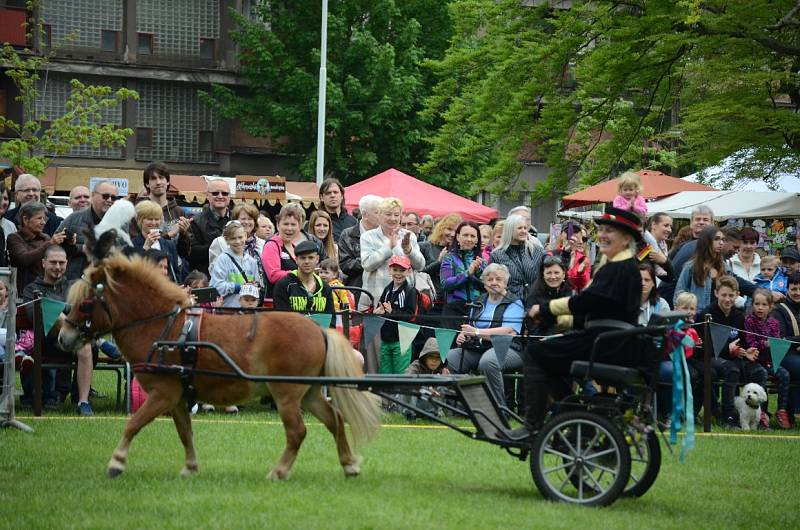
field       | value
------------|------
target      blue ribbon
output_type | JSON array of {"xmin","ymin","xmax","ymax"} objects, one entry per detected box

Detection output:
[{"xmin": 667, "ymin": 321, "xmax": 695, "ymax": 462}]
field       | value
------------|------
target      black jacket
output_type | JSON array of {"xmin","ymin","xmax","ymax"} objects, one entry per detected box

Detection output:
[
  {"xmin": 273, "ymin": 270, "xmax": 335, "ymax": 327},
  {"xmin": 378, "ymin": 280, "xmax": 418, "ymax": 343},
  {"xmin": 338, "ymin": 223, "xmax": 364, "ymax": 287},
  {"xmin": 325, "ymin": 208, "xmax": 357, "ymax": 241},
  {"xmin": 188, "ymin": 206, "xmax": 230, "ymax": 276},
  {"xmin": 771, "ymin": 299, "xmax": 800, "ymax": 352},
  {"xmin": 702, "ymin": 302, "xmax": 745, "ymax": 361}
]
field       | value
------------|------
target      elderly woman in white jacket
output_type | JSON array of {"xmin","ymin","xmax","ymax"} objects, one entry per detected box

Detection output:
[{"xmin": 359, "ymin": 197, "xmax": 425, "ymax": 309}]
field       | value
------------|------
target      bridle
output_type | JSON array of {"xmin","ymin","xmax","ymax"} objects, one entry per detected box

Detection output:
[{"xmin": 64, "ymin": 276, "xmax": 182, "ymax": 342}]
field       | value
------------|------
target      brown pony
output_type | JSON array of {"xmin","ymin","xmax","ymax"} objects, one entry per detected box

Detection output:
[{"xmin": 57, "ymin": 232, "xmax": 380, "ymax": 480}]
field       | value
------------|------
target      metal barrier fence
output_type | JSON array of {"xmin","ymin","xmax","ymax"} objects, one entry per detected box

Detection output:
[{"xmin": 0, "ymin": 268, "xmax": 31, "ymax": 432}]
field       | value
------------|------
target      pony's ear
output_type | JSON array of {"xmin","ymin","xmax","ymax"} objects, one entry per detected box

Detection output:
[
  {"xmin": 88, "ymin": 229, "xmax": 119, "ymax": 263},
  {"xmin": 83, "ymin": 227, "xmax": 97, "ymax": 257}
]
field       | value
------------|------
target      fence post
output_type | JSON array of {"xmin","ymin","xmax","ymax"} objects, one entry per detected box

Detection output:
[
  {"xmin": 0, "ymin": 268, "xmax": 32, "ymax": 431},
  {"xmin": 703, "ymin": 313, "xmax": 712, "ymax": 433}
]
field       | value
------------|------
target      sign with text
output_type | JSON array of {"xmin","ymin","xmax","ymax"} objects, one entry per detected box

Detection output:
[
  {"xmin": 90, "ymin": 177, "xmax": 129, "ymax": 197},
  {"xmin": 235, "ymin": 175, "xmax": 286, "ymax": 200}
]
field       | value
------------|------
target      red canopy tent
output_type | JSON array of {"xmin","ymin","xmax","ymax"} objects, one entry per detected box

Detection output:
[
  {"xmin": 344, "ymin": 168, "xmax": 498, "ymax": 223},
  {"xmin": 560, "ymin": 170, "xmax": 716, "ymax": 210}
]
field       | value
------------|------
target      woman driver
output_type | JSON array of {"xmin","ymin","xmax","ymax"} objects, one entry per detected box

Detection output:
[{"xmin": 512, "ymin": 206, "xmax": 643, "ymax": 438}]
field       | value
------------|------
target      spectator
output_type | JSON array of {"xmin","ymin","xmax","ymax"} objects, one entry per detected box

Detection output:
[
  {"xmin": 730, "ymin": 227, "xmax": 760, "ymax": 281},
  {"xmin": 780, "ymin": 246, "xmax": 800, "ymax": 275},
  {"xmin": 420, "ymin": 214, "xmax": 434, "ymax": 239},
  {"xmin": 401, "ymin": 211, "xmax": 423, "ymax": 241},
  {"xmin": 262, "ymin": 203, "xmax": 302, "ymax": 297},
  {"xmin": 419, "ymin": 213, "xmax": 462, "ymax": 305},
  {"xmin": 256, "ymin": 214, "xmax": 274, "ymax": 241},
  {"xmin": 132, "ymin": 200, "xmax": 182, "ymax": 283},
  {"xmin": 280, "ymin": 203, "xmax": 327, "ymax": 259},
  {"xmin": 743, "ymin": 288, "xmax": 790, "ymax": 428},
  {"xmin": 360, "ymin": 197, "xmax": 425, "ymax": 310},
  {"xmin": 5, "ymin": 174, "xmax": 63, "ymax": 235},
  {"xmin": 319, "ymin": 258, "xmax": 354, "ymax": 313},
  {"xmin": 700, "ymin": 275, "xmax": 753, "ymax": 429},
  {"xmin": 309, "ymin": 209, "xmax": 338, "ymax": 262},
  {"xmin": 338, "ymin": 194, "xmax": 382, "ymax": 288},
  {"xmin": 188, "ymin": 178, "xmax": 231, "ymax": 276},
  {"xmin": 508, "ymin": 205, "xmax": 543, "ymax": 249},
  {"xmin": 138, "ymin": 162, "xmax": 192, "ymax": 264},
  {"xmin": 58, "ymin": 180, "xmax": 118, "ymax": 281},
  {"xmin": 674, "ymin": 226, "xmax": 726, "ymax": 309},
  {"xmin": 318, "ymin": 178, "xmax": 357, "ymax": 240},
  {"xmin": 612, "ymin": 171, "xmax": 648, "ymax": 217},
  {"xmin": 525, "ymin": 256, "xmax": 573, "ymax": 337},
  {"xmin": 209, "ymin": 221, "xmax": 260, "ymax": 308},
  {"xmin": 446, "ymin": 263, "xmax": 525, "ymax": 406},
  {"xmin": 638, "ymin": 262, "xmax": 669, "ymax": 326},
  {"xmin": 21, "ymin": 246, "xmax": 95, "ymax": 415},
  {"xmin": 659, "ymin": 292, "xmax": 702, "ymax": 422},
  {"xmin": 272, "ymin": 240, "xmax": 335, "ymax": 325},
  {"xmin": 490, "ymin": 214, "xmax": 544, "ymax": 300},
  {"xmin": 769, "ymin": 272, "xmax": 800, "ymax": 425},
  {"xmin": 754, "ymin": 255, "xmax": 787, "ymax": 295},
  {"xmin": 659, "ymin": 205, "xmax": 714, "ymax": 303},
  {"xmin": 483, "ymin": 221, "xmax": 504, "ymax": 261},
  {"xmin": 478, "ymin": 225, "xmax": 492, "ymax": 255},
  {"xmin": 373, "ymin": 255, "xmax": 418, "ymax": 374},
  {"xmin": 555, "ymin": 221, "xmax": 591, "ymax": 293},
  {"xmin": 238, "ymin": 283, "xmax": 261, "ymax": 309},
  {"xmin": 68, "ymin": 185, "xmax": 91, "ymax": 212},
  {"xmin": 209, "ymin": 203, "xmax": 263, "ymax": 271},
  {"xmin": 670, "ymin": 226, "xmax": 694, "ymax": 254},
  {"xmin": 643, "ymin": 212, "xmax": 674, "ymax": 282},
  {"xmin": 440, "ymin": 221, "xmax": 486, "ymax": 329},
  {"xmin": 8, "ymin": 202, "xmax": 69, "ymax": 292},
  {"xmin": 0, "ymin": 183, "xmax": 17, "ymax": 240},
  {"xmin": 405, "ymin": 337, "xmax": 450, "ymax": 417}
]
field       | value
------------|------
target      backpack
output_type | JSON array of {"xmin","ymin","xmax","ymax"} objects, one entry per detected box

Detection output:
[{"xmin": 412, "ymin": 290, "xmax": 432, "ymax": 322}]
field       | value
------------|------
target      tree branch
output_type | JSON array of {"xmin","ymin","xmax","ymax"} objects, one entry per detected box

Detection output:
[{"xmin": 768, "ymin": 1, "xmax": 800, "ymax": 30}]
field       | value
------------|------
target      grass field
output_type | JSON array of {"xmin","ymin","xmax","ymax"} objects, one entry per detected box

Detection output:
[{"xmin": 3, "ymin": 375, "xmax": 800, "ymax": 529}]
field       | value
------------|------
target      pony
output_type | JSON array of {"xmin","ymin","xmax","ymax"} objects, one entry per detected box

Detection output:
[{"xmin": 58, "ymin": 229, "xmax": 381, "ymax": 480}]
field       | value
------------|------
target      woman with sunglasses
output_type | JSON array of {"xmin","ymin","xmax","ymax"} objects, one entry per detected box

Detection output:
[
  {"xmin": 673, "ymin": 226, "xmax": 726, "ymax": 309},
  {"xmin": 512, "ymin": 206, "xmax": 644, "ymax": 439}
]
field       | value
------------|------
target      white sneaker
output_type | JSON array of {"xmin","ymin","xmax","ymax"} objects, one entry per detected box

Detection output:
[
  {"xmin": 200, "ymin": 403, "xmax": 216, "ymax": 413},
  {"xmin": 225, "ymin": 405, "xmax": 238, "ymax": 414}
]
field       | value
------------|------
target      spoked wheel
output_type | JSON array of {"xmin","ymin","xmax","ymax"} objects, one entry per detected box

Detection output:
[
  {"xmin": 623, "ymin": 430, "xmax": 661, "ymax": 498},
  {"xmin": 530, "ymin": 411, "xmax": 631, "ymax": 507}
]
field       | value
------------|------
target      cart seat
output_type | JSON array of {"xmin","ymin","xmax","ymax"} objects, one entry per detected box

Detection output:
[{"xmin": 570, "ymin": 361, "xmax": 644, "ymax": 386}]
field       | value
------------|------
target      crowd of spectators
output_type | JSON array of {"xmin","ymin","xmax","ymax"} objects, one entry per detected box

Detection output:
[{"xmin": 4, "ymin": 164, "xmax": 800, "ymax": 428}]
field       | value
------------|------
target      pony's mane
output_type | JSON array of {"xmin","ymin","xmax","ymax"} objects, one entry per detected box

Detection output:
[{"xmin": 67, "ymin": 253, "xmax": 190, "ymax": 309}]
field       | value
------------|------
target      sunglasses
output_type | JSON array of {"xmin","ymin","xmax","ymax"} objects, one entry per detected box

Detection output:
[
  {"xmin": 210, "ymin": 191, "xmax": 230, "ymax": 197},
  {"xmin": 543, "ymin": 255, "xmax": 563, "ymax": 266},
  {"xmin": 96, "ymin": 193, "xmax": 118, "ymax": 201},
  {"xmin": 225, "ymin": 220, "xmax": 243, "ymax": 228}
]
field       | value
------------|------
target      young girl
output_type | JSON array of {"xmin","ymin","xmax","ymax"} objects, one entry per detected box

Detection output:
[
  {"xmin": 658, "ymin": 292, "xmax": 702, "ymax": 422},
  {"xmin": 210, "ymin": 221, "xmax": 260, "ymax": 308},
  {"xmin": 612, "ymin": 171, "xmax": 648, "ymax": 217},
  {"xmin": 743, "ymin": 288, "xmax": 791, "ymax": 429}
]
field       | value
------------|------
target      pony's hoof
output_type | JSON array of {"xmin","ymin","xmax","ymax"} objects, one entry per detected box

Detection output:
[
  {"xmin": 107, "ymin": 467, "xmax": 124, "ymax": 479},
  {"xmin": 343, "ymin": 455, "xmax": 363, "ymax": 477},
  {"xmin": 267, "ymin": 469, "xmax": 289, "ymax": 481},
  {"xmin": 179, "ymin": 466, "xmax": 198, "ymax": 478}
]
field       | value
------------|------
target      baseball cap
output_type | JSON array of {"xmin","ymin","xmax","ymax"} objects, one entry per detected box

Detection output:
[
  {"xmin": 388, "ymin": 255, "xmax": 411, "ymax": 270},
  {"xmin": 294, "ymin": 240, "xmax": 320, "ymax": 256},
  {"xmin": 239, "ymin": 283, "xmax": 260, "ymax": 299}
]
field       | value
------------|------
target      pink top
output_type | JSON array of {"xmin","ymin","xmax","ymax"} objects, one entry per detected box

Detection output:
[
  {"xmin": 261, "ymin": 234, "xmax": 295, "ymax": 285},
  {"xmin": 612, "ymin": 194, "xmax": 648, "ymax": 217}
]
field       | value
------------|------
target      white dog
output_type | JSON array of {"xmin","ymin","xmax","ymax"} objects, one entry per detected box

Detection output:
[{"xmin": 733, "ymin": 383, "xmax": 768, "ymax": 430}]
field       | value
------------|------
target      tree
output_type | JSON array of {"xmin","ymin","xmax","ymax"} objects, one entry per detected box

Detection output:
[
  {"xmin": 201, "ymin": 1, "xmax": 452, "ymax": 184},
  {"xmin": 420, "ymin": 0, "xmax": 800, "ymax": 199},
  {"xmin": 0, "ymin": 2, "xmax": 138, "ymax": 177}
]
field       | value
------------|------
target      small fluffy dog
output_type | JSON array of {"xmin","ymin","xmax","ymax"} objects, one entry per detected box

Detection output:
[{"xmin": 733, "ymin": 383, "xmax": 768, "ymax": 430}]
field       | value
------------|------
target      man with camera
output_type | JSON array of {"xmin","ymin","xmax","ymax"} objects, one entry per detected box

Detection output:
[{"xmin": 57, "ymin": 180, "xmax": 118, "ymax": 280}]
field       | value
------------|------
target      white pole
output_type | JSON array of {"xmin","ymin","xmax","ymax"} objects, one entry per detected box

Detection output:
[{"xmin": 315, "ymin": 0, "xmax": 328, "ymax": 187}]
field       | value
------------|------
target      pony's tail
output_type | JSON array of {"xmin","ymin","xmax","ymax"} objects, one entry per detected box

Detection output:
[{"xmin": 322, "ymin": 329, "xmax": 381, "ymax": 448}]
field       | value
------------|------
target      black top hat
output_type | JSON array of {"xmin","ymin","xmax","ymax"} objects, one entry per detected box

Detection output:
[
  {"xmin": 595, "ymin": 206, "xmax": 643, "ymax": 241},
  {"xmin": 294, "ymin": 240, "xmax": 320, "ymax": 256}
]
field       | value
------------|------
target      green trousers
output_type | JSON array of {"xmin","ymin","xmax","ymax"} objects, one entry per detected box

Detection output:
[{"xmin": 379, "ymin": 341, "xmax": 412, "ymax": 374}]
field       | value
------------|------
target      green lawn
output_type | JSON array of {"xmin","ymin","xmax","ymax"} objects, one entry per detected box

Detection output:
[{"xmin": 3, "ymin": 373, "xmax": 800, "ymax": 529}]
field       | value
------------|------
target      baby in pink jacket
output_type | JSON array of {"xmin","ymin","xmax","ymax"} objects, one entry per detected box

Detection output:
[{"xmin": 612, "ymin": 171, "xmax": 647, "ymax": 217}]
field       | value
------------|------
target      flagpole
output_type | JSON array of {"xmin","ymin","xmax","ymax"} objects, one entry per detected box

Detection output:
[{"xmin": 315, "ymin": 0, "xmax": 328, "ymax": 187}]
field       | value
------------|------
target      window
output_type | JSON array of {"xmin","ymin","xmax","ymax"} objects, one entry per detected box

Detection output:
[
  {"xmin": 137, "ymin": 33, "xmax": 153, "ymax": 55},
  {"xmin": 101, "ymin": 30, "xmax": 119, "ymax": 52},
  {"xmin": 199, "ymin": 38, "xmax": 216, "ymax": 60},
  {"xmin": 198, "ymin": 131, "xmax": 214, "ymax": 153},
  {"xmin": 42, "ymin": 24, "xmax": 52, "ymax": 48},
  {"xmin": 136, "ymin": 127, "xmax": 154, "ymax": 148}
]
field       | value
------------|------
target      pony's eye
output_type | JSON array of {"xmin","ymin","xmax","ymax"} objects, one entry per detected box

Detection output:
[{"xmin": 79, "ymin": 301, "xmax": 94, "ymax": 314}]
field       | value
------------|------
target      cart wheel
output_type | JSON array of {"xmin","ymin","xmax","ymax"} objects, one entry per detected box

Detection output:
[
  {"xmin": 530, "ymin": 411, "xmax": 631, "ymax": 507},
  {"xmin": 623, "ymin": 431, "xmax": 661, "ymax": 498}
]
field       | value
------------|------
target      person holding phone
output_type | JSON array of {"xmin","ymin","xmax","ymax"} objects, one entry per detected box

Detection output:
[
  {"xmin": 440, "ymin": 221, "xmax": 487, "ymax": 329},
  {"xmin": 8, "ymin": 201, "xmax": 71, "ymax": 292},
  {"xmin": 556, "ymin": 221, "xmax": 591, "ymax": 293}
]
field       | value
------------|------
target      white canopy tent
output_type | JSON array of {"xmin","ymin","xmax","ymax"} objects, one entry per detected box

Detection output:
[
  {"xmin": 683, "ymin": 152, "xmax": 800, "ymax": 192},
  {"xmin": 647, "ymin": 191, "xmax": 800, "ymax": 220}
]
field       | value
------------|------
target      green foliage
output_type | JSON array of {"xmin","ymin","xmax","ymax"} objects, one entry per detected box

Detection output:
[
  {"xmin": 421, "ymin": 0, "xmax": 800, "ymax": 199},
  {"xmin": 0, "ymin": 2, "xmax": 138, "ymax": 176},
  {"xmin": 201, "ymin": 1, "xmax": 452, "ymax": 184}
]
